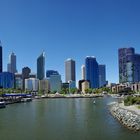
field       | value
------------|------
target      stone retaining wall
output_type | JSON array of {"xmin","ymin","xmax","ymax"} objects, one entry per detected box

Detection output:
[{"xmin": 109, "ymin": 103, "xmax": 140, "ymax": 131}]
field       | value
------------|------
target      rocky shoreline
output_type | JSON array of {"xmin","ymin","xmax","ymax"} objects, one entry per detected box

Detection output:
[{"xmin": 109, "ymin": 102, "xmax": 140, "ymax": 131}]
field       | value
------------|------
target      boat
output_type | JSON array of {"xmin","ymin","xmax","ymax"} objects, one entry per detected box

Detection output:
[
  {"xmin": 0, "ymin": 101, "xmax": 6, "ymax": 108},
  {"xmin": 34, "ymin": 96, "xmax": 41, "ymax": 99},
  {"xmin": 21, "ymin": 98, "xmax": 32, "ymax": 102},
  {"xmin": 41, "ymin": 95, "xmax": 47, "ymax": 98},
  {"xmin": 93, "ymin": 100, "xmax": 96, "ymax": 104}
]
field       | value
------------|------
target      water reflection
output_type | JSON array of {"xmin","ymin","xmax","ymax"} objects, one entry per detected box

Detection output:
[{"xmin": 0, "ymin": 97, "xmax": 140, "ymax": 140}]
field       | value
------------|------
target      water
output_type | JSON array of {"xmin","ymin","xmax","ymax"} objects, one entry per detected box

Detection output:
[{"xmin": 0, "ymin": 96, "xmax": 140, "ymax": 140}]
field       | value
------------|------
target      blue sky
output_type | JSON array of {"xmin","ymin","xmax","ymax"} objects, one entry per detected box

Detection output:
[{"xmin": 0, "ymin": 0, "xmax": 140, "ymax": 83}]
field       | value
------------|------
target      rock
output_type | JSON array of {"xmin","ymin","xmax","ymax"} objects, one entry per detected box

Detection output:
[{"xmin": 109, "ymin": 104, "xmax": 140, "ymax": 131}]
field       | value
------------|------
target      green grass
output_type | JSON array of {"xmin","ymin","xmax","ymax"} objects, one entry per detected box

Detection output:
[
  {"xmin": 124, "ymin": 96, "xmax": 140, "ymax": 106},
  {"xmin": 137, "ymin": 106, "xmax": 140, "ymax": 109}
]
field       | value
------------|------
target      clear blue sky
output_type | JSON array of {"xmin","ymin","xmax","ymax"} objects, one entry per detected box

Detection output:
[{"xmin": 0, "ymin": 0, "xmax": 140, "ymax": 83}]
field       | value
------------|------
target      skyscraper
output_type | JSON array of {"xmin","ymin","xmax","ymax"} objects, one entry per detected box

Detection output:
[
  {"xmin": 65, "ymin": 58, "xmax": 76, "ymax": 83},
  {"xmin": 46, "ymin": 70, "xmax": 61, "ymax": 92},
  {"xmin": 46, "ymin": 70, "xmax": 59, "ymax": 78},
  {"xmin": 81, "ymin": 65, "xmax": 85, "ymax": 80},
  {"xmin": 85, "ymin": 56, "xmax": 99, "ymax": 88},
  {"xmin": 0, "ymin": 41, "xmax": 3, "ymax": 73},
  {"xmin": 7, "ymin": 52, "xmax": 17, "ymax": 73},
  {"xmin": 118, "ymin": 47, "xmax": 140, "ymax": 83},
  {"xmin": 0, "ymin": 72, "xmax": 14, "ymax": 88},
  {"xmin": 49, "ymin": 74, "xmax": 62, "ymax": 92},
  {"xmin": 37, "ymin": 52, "xmax": 45, "ymax": 80},
  {"xmin": 99, "ymin": 65, "xmax": 106, "ymax": 87},
  {"xmin": 22, "ymin": 67, "xmax": 31, "ymax": 90}
]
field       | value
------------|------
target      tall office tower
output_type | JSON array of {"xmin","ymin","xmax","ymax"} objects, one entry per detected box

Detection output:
[
  {"xmin": 119, "ymin": 47, "xmax": 140, "ymax": 83},
  {"xmin": 0, "ymin": 41, "xmax": 3, "ymax": 73},
  {"xmin": 7, "ymin": 52, "xmax": 17, "ymax": 73},
  {"xmin": 85, "ymin": 56, "xmax": 99, "ymax": 88},
  {"xmin": 37, "ymin": 52, "xmax": 45, "ymax": 80},
  {"xmin": 49, "ymin": 74, "xmax": 62, "ymax": 92},
  {"xmin": 0, "ymin": 72, "xmax": 14, "ymax": 88},
  {"xmin": 81, "ymin": 65, "xmax": 85, "ymax": 80},
  {"xmin": 99, "ymin": 65, "xmax": 106, "ymax": 87},
  {"xmin": 22, "ymin": 67, "xmax": 31, "ymax": 90},
  {"xmin": 46, "ymin": 70, "xmax": 61, "ymax": 92},
  {"xmin": 46, "ymin": 70, "xmax": 59, "ymax": 78},
  {"xmin": 65, "ymin": 58, "xmax": 76, "ymax": 83}
]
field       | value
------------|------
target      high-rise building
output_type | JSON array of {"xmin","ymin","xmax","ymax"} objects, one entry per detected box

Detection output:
[
  {"xmin": 22, "ymin": 67, "xmax": 31, "ymax": 89},
  {"xmin": 25, "ymin": 78, "xmax": 39, "ymax": 91},
  {"xmin": 7, "ymin": 52, "xmax": 17, "ymax": 73},
  {"xmin": 39, "ymin": 79, "xmax": 49, "ymax": 94},
  {"xmin": 65, "ymin": 58, "xmax": 76, "ymax": 83},
  {"xmin": 0, "ymin": 41, "xmax": 3, "ymax": 73},
  {"xmin": 37, "ymin": 52, "xmax": 45, "ymax": 80},
  {"xmin": 15, "ymin": 77, "xmax": 23, "ymax": 90},
  {"xmin": 81, "ymin": 65, "xmax": 85, "ymax": 80},
  {"xmin": 49, "ymin": 75, "xmax": 62, "ymax": 92},
  {"xmin": 46, "ymin": 70, "xmax": 59, "ymax": 78},
  {"xmin": 46, "ymin": 70, "xmax": 61, "ymax": 92},
  {"xmin": 99, "ymin": 65, "xmax": 106, "ymax": 87},
  {"xmin": 118, "ymin": 47, "xmax": 140, "ymax": 83},
  {"xmin": 0, "ymin": 72, "xmax": 14, "ymax": 88},
  {"xmin": 85, "ymin": 56, "xmax": 99, "ymax": 88}
]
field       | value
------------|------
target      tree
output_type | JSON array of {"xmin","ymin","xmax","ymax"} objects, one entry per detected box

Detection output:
[
  {"xmin": 70, "ymin": 88, "xmax": 78, "ymax": 94},
  {"xmin": 60, "ymin": 88, "xmax": 69, "ymax": 94}
]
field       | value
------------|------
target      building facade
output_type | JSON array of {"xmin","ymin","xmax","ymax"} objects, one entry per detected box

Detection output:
[
  {"xmin": 25, "ymin": 78, "xmax": 39, "ymax": 91},
  {"xmin": 65, "ymin": 58, "xmax": 76, "ymax": 83},
  {"xmin": 81, "ymin": 81, "xmax": 90, "ymax": 94},
  {"xmin": 81, "ymin": 65, "xmax": 85, "ymax": 80},
  {"xmin": 118, "ymin": 47, "xmax": 140, "ymax": 83},
  {"xmin": 7, "ymin": 52, "xmax": 17, "ymax": 73},
  {"xmin": 0, "ymin": 72, "xmax": 14, "ymax": 88},
  {"xmin": 46, "ymin": 70, "xmax": 59, "ymax": 78},
  {"xmin": 37, "ymin": 52, "xmax": 45, "ymax": 80},
  {"xmin": 85, "ymin": 56, "xmax": 99, "ymax": 88},
  {"xmin": 78, "ymin": 80, "xmax": 85, "ymax": 91},
  {"xmin": 39, "ymin": 79, "xmax": 49, "ymax": 94},
  {"xmin": 22, "ymin": 67, "xmax": 31, "ymax": 90},
  {"xmin": 131, "ymin": 83, "xmax": 140, "ymax": 93},
  {"xmin": 99, "ymin": 65, "xmax": 106, "ymax": 87},
  {"xmin": 15, "ymin": 78, "xmax": 23, "ymax": 89},
  {"xmin": 48, "ymin": 75, "xmax": 61, "ymax": 92},
  {"xmin": 0, "ymin": 41, "xmax": 3, "ymax": 73}
]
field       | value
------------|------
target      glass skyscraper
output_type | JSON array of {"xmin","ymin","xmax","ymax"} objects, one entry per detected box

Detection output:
[
  {"xmin": 37, "ymin": 52, "xmax": 45, "ymax": 80},
  {"xmin": 85, "ymin": 56, "xmax": 99, "ymax": 88},
  {"xmin": 81, "ymin": 65, "xmax": 85, "ymax": 80},
  {"xmin": 99, "ymin": 65, "xmax": 106, "ymax": 87},
  {"xmin": 46, "ymin": 70, "xmax": 59, "ymax": 78},
  {"xmin": 49, "ymin": 74, "xmax": 62, "ymax": 92},
  {"xmin": 65, "ymin": 58, "xmax": 76, "ymax": 83},
  {"xmin": 0, "ymin": 72, "xmax": 14, "ymax": 88},
  {"xmin": 7, "ymin": 52, "xmax": 17, "ymax": 73},
  {"xmin": 119, "ymin": 47, "xmax": 140, "ymax": 83},
  {"xmin": 22, "ymin": 67, "xmax": 31, "ymax": 89},
  {"xmin": 0, "ymin": 41, "xmax": 3, "ymax": 73}
]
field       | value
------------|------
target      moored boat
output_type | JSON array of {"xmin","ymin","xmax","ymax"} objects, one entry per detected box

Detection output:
[
  {"xmin": 0, "ymin": 101, "xmax": 6, "ymax": 108},
  {"xmin": 21, "ymin": 98, "xmax": 32, "ymax": 102}
]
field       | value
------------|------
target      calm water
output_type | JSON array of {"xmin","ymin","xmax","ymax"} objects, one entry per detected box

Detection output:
[{"xmin": 0, "ymin": 96, "xmax": 140, "ymax": 140}]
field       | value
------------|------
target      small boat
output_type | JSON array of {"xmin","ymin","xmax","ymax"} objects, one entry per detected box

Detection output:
[
  {"xmin": 0, "ymin": 101, "xmax": 6, "ymax": 108},
  {"xmin": 93, "ymin": 100, "xmax": 96, "ymax": 104},
  {"xmin": 21, "ymin": 98, "xmax": 32, "ymax": 102}
]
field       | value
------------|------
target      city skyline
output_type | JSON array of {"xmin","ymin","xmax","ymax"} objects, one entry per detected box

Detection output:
[{"xmin": 1, "ymin": 0, "xmax": 140, "ymax": 83}]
